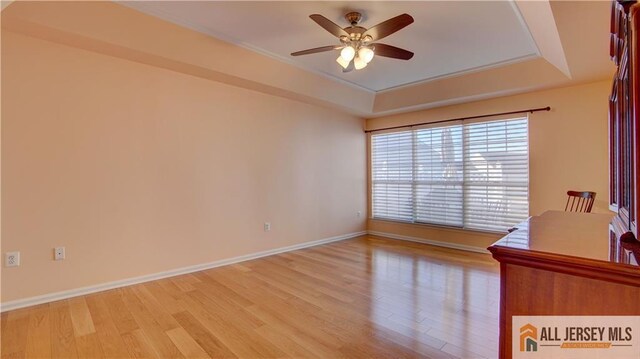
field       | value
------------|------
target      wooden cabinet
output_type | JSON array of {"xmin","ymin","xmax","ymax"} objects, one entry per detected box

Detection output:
[
  {"xmin": 610, "ymin": 0, "xmax": 639, "ymax": 239},
  {"xmin": 489, "ymin": 211, "xmax": 640, "ymax": 359},
  {"xmin": 487, "ymin": 3, "xmax": 640, "ymax": 358}
]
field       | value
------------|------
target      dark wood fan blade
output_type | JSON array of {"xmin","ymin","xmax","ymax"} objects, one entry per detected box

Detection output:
[
  {"xmin": 364, "ymin": 14, "xmax": 414, "ymax": 41},
  {"xmin": 373, "ymin": 43, "xmax": 414, "ymax": 60},
  {"xmin": 343, "ymin": 59, "xmax": 355, "ymax": 73},
  {"xmin": 310, "ymin": 14, "xmax": 349, "ymax": 38},
  {"xmin": 291, "ymin": 45, "xmax": 340, "ymax": 56}
]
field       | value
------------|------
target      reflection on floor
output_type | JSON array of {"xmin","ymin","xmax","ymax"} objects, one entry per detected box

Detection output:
[{"xmin": 1, "ymin": 235, "xmax": 500, "ymax": 359}]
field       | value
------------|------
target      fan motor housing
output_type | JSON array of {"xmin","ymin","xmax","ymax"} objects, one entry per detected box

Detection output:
[
  {"xmin": 345, "ymin": 11, "xmax": 362, "ymax": 25},
  {"xmin": 344, "ymin": 26, "xmax": 367, "ymax": 41}
]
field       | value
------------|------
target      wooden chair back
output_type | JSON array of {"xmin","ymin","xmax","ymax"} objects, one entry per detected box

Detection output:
[{"xmin": 565, "ymin": 191, "xmax": 596, "ymax": 213}]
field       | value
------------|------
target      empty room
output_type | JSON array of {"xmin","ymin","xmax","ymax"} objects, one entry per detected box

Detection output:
[{"xmin": 2, "ymin": 1, "xmax": 639, "ymax": 358}]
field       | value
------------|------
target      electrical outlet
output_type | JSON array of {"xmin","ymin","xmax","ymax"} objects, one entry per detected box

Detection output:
[
  {"xmin": 5, "ymin": 252, "xmax": 20, "ymax": 267},
  {"xmin": 264, "ymin": 222, "xmax": 271, "ymax": 232},
  {"xmin": 54, "ymin": 247, "xmax": 65, "ymax": 261},
  {"xmin": 357, "ymin": 211, "xmax": 362, "ymax": 218}
]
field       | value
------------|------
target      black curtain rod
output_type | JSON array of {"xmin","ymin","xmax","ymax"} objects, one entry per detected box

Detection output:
[{"xmin": 364, "ymin": 106, "xmax": 551, "ymax": 133}]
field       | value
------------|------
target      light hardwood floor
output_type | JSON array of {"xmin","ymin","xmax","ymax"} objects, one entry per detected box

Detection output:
[{"xmin": 1, "ymin": 236, "xmax": 500, "ymax": 358}]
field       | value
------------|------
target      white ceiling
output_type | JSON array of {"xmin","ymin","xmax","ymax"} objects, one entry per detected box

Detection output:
[{"xmin": 122, "ymin": 1, "xmax": 540, "ymax": 92}]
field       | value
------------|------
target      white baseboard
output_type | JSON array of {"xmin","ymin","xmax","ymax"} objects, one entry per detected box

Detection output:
[
  {"xmin": 367, "ymin": 230, "xmax": 490, "ymax": 254},
  {"xmin": 0, "ymin": 231, "xmax": 367, "ymax": 313}
]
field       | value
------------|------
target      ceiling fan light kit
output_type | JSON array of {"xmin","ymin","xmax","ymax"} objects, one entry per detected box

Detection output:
[
  {"xmin": 336, "ymin": 43, "xmax": 374, "ymax": 70},
  {"xmin": 291, "ymin": 11, "xmax": 414, "ymax": 72}
]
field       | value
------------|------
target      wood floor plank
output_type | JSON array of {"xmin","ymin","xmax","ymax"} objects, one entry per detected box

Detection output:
[
  {"xmin": 1, "ymin": 236, "xmax": 500, "ymax": 358},
  {"xmin": 24, "ymin": 304, "xmax": 51, "ymax": 358},
  {"xmin": 187, "ymin": 289, "xmax": 263, "ymax": 332},
  {"xmin": 142, "ymin": 281, "xmax": 189, "ymax": 315},
  {"xmin": 253, "ymin": 324, "xmax": 321, "ymax": 359},
  {"xmin": 156, "ymin": 279, "xmax": 190, "ymax": 301},
  {"xmin": 216, "ymin": 276, "xmax": 350, "ymax": 350},
  {"xmin": 170, "ymin": 275, "xmax": 198, "ymax": 292},
  {"xmin": 49, "ymin": 301, "xmax": 79, "ymax": 359},
  {"xmin": 191, "ymin": 271, "xmax": 254, "ymax": 308},
  {"xmin": 165, "ymin": 327, "xmax": 210, "ymax": 359},
  {"xmin": 1, "ymin": 312, "xmax": 8, "ymax": 336},
  {"xmin": 121, "ymin": 329, "xmax": 158, "ymax": 359},
  {"xmin": 102, "ymin": 291, "xmax": 139, "ymax": 335},
  {"xmin": 207, "ymin": 274, "xmax": 360, "ymax": 355},
  {"xmin": 229, "ymin": 263, "xmax": 252, "ymax": 273},
  {"xmin": 258, "ymin": 256, "xmax": 357, "ymax": 303},
  {"xmin": 171, "ymin": 311, "xmax": 237, "ymax": 358},
  {"xmin": 68, "ymin": 297, "xmax": 96, "ymax": 336},
  {"xmin": 355, "ymin": 322, "xmax": 459, "ymax": 358},
  {"xmin": 120, "ymin": 287, "xmax": 184, "ymax": 358},
  {"xmin": 191, "ymin": 285, "xmax": 264, "ymax": 330},
  {"xmin": 426, "ymin": 326, "xmax": 498, "ymax": 358},
  {"xmin": 338, "ymin": 336, "xmax": 427, "ymax": 359},
  {"xmin": 1, "ymin": 308, "xmax": 30, "ymax": 359},
  {"xmin": 244, "ymin": 305, "xmax": 340, "ymax": 358},
  {"xmin": 84, "ymin": 294, "xmax": 130, "ymax": 359},
  {"xmin": 1, "ymin": 351, "xmax": 25, "ymax": 359},
  {"xmin": 369, "ymin": 312, "xmax": 446, "ymax": 349},
  {"xmin": 74, "ymin": 332, "xmax": 105, "ymax": 359},
  {"xmin": 182, "ymin": 291, "xmax": 286, "ymax": 358},
  {"xmin": 129, "ymin": 285, "xmax": 181, "ymax": 332},
  {"xmin": 441, "ymin": 342, "xmax": 490, "ymax": 359},
  {"xmin": 278, "ymin": 252, "xmax": 376, "ymax": 295},
  {"xmin": 205, "ymin": 266, "xmax": 293, "ymax": 303}
]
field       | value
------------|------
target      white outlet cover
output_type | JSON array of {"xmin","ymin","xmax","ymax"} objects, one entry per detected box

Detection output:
[
  {"xmin": 264, "ymin": 222, "xmax": 271, "ymax": 231},
  {"xmin": 54, "ymin": 247, "xmax": 65, "ymax": 261},
  {"xmin": 5, "ymin": 251, "xmax": 20, "ymax": 267}
]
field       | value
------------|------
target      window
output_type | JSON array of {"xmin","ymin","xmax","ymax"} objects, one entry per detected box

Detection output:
[{"xmin": 371, "ymin": 117, "xmax": 528, "ymax": 232}]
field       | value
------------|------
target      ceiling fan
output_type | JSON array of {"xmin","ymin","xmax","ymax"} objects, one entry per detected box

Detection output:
[{"xmin": 291, "ymin": 12, "xmax": 414, "ymax": 72}]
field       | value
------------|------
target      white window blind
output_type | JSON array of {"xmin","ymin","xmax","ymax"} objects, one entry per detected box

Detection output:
[
  {"xmin": 371, "ymin": 131, "xmax": 414, "ymax": 222},
  {"xmin": 463, "ymin": 119, "xmax": 529, "ymax": 231},
  {"xmin": 371, "ymin": 117, "xmax": 528, "ymax": 232},
  {"xmin": 414, "ymin": 125, "xmax": 464, "ymax": 226}
]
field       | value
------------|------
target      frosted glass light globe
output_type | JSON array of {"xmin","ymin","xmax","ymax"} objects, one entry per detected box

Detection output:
[
  {"xmin": 340, "ymin": 46, "xmax": 356, "ymax": 62},
  {"xmin": 354, "ymin": 56, "xmax": 367, "ymax": 70},
  {"xmin": 336, "ymin": 56, "xmax": 350, "ymax": 69},
  {"xmin": 358, "ymin": 47, "xmax": 374, "ymax": 63}
]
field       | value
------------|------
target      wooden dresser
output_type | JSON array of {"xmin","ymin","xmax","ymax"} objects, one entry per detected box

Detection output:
[
  {"xmin": 488, "ymin": 1, "xmax": 640, "ymax": 357},
  {"xmin": 488, "ymin": 211, "xmax": 640, "ymax": 358}
]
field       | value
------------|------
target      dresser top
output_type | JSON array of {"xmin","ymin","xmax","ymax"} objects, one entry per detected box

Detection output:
[
  {"xmin": 490, "ymin": 210, "xmax": 640, "ymax": 266},
  {"xmin": 491, "ymin": 211, "xmax": 615, "ymax": 260},
  {"xmin": 488, "ymin": 211, "xmax": 640, "ymax": 285}
]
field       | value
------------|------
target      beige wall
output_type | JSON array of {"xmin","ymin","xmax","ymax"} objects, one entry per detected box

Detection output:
[
  {"xmin": 1, "ymin": 1, "xmax": 375, "ymax": 117},
  {"xmin": 1, "ymin": 31, "xmax": 366, "ymax": 303},
  {"xmin": 367, "ymin": 80, "xmax": 611, "ymax": 249}
]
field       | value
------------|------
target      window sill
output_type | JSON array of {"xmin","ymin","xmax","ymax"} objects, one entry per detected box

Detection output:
[{"xmin": 368, "ymin": 217, "xmax": 507, "ymax": 236}]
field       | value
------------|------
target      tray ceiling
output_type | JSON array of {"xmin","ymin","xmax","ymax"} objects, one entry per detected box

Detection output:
[{"xmin": 122, "ymin": 1, "xmax": 540, "ymax": 92}]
